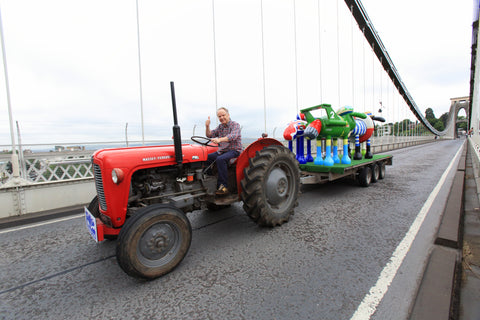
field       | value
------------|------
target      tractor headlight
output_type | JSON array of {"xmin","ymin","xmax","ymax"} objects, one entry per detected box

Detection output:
[{"xmin": 111, "ymin": 168, "xmax": 124, "ymax": 184}]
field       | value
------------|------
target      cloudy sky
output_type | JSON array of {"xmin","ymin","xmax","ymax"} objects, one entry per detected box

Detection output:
[{"xmin": 0, "ymin": 0, "xmax": 474, "ymax": 148}]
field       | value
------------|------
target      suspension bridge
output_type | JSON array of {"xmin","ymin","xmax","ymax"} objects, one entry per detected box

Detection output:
[
  {"xmin": 0, "ymin": 0, "xmax": 476, "ymax": 217},
  {"xmin": 0, "ymin": 0, "xmax": 479, "ymax": 319}
]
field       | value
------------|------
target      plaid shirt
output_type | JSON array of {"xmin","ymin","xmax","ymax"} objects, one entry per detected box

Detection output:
[{"xmin": 209, "ymin": 120, "xmax": 242, "ymax": 153}]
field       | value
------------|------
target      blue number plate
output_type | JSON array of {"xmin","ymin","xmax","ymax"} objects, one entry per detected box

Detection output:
[{"xmin": 85, "ymin": 207, "xmax": 99, "ymax": 242}]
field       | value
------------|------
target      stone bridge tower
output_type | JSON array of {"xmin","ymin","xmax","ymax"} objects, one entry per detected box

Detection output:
[{"xmin": 444, "ymin": 96, "xmax": 469, "ymax": 138}]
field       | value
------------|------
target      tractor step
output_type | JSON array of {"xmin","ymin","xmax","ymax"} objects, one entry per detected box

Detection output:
[{"xmin": 214, "ymin": 193, "xmax": 239, "ymax": 206}]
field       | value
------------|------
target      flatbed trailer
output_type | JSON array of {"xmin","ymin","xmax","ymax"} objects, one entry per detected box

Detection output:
[{"xmin": 299, "ymin": 154, "xmax": 393, "ymax": 187}]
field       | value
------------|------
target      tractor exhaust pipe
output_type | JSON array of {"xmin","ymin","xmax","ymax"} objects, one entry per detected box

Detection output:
[{"xmin": 170, "ymin": 81, "xmax": 183, "ymax": 165}]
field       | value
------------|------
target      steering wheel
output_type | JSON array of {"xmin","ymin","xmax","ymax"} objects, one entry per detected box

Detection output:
[{"xmin": 191, "ymin": 136, "xmax": 219, "ymax": 147}]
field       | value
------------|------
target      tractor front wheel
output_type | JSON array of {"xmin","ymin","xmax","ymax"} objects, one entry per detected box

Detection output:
[
  {"xmin": 87, "ymin": 196, "xmax": 101, "ymax": 218},
  {"xmin": 87, "ymin": 196, "xmax": 117, "ymax": 240},
  {"xmin": 241, "ymin": 145, "xmax": 300, "ymax": 227},
  {"xmin": 116, "ymin": 204, "xmax": 192, "ymax": 279}
]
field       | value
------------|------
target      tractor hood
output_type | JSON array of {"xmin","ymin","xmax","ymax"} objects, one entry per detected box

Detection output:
[{"xmin": 93, "ymin": 144, "xmax": 215, "ymax": 169}]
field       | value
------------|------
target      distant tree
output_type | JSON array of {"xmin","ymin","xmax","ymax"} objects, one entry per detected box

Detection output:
[
  {"xmin": 434, "ymin": 120, "xmax": 444, "ymax": 131},
  {"xmin": 457, "ymin": 116, "xmax": 467, "ymax": 130},
  {"xmin": 439, "ymin": 112, "xmax": 449, "ymax": 128},
  {"xmin": 425, "ymin": 108, "xmax": 437, "ymax": 126},
  {"xmin": 425, "ymin": 108, "xmax": 436, "ymax": 120}
]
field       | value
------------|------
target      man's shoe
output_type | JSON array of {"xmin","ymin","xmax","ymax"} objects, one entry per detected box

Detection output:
[{"xmin": 216, "ymin": 184, "xmax": 229, "ymax": 195}]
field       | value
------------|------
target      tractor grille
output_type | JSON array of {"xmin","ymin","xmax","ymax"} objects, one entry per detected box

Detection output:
[{"xmin": 93, "ymin": 163, "xmax": 107, "ymax": 211}]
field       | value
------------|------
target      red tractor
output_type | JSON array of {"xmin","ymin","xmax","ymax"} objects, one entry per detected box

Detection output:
[{"xmin": 85, "ymin": 83, "xmax": 300, "ymax": 279}]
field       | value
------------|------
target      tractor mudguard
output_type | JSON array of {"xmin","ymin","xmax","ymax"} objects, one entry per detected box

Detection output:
[{"xmin": 235, "ymin": 138, "xmax": 284, "ymax": 195}]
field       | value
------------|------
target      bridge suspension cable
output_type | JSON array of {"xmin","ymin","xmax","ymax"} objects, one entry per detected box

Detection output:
[
  {"xmin": 0, "ymin": 4, "xmax": 19, "ymax": 178},
  {"xmin": 260, "ymin": 0, "xmax": 267, "ymax": 134},
  {"xmin": 317, "ymin": 0, "xmax": 323, "ymax": 102},
  {"xmin": 344, "ymin": 0, "xmax": 443, "ymax": 135},
  {"xmin": 293, "ymin": 0, "xmax": 299, "ymax": 114},
  {"xmin": 211, "ymin": 0, "xmax": 219, "ymax": 120}
]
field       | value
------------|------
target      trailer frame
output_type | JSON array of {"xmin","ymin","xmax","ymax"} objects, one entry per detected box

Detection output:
[{"xmin": 299, "ymin": 154, "xmax": 393, "ymax": 186}]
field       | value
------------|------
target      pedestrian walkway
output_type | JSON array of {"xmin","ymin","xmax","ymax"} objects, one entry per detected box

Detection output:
[
  {"xmin": 460, "ymin": 141, "xmax": 480, "ymax": 319},
  {"xmin": 410, "ymin": 139, "xmax": 480, "ymax": 320}
]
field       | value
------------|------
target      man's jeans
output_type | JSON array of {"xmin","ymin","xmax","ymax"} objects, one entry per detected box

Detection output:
[{"xmin": 207, "ymin": 150, "xmax": 240, "ymax": 188}]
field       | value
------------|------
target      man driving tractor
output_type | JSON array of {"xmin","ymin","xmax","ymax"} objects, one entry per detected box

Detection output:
[{"xmin": 205, "ymin": 107, "xmax": 242, "ymax": 195}]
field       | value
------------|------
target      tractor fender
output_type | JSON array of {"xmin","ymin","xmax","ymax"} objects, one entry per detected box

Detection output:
[{"xmin": 235, "ymin": 138, "xmax": 284, "ymax": 196}]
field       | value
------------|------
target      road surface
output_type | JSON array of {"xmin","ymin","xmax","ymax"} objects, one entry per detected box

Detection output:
[{"xmin": 0, "ymin": 139, "xmax": 464, "ymax": 319}]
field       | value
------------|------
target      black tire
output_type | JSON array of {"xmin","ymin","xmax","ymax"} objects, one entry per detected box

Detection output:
[
  {"xmin": 378, "ymin": 162, "xmax": 386, "ymax": 179},
  {"xmin": 87, "ymin": 196, "xmax": 117, "ymax": 240},
  {"xmin": 116, "ymin": 204, "xmax": 192, "ymax": 279},
  {"xmin": 370, "ymin": 163, "xmax": 380, "ymax": 183},
  {"xmin": 358, "ymin": 166, "xmax": 372, "ymax": 187},
  {"xmin": 87, "ymin": 196, "xmax": 100, "ymax": 218},
  {"xmin": 241, "ymin": 145, "xmax": 300, "ymax": 227}
]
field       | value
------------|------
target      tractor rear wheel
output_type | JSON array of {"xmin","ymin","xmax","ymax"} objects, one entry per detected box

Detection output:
[
  {"xmin": 116, "ymin": 204, "xmax": 192, "ymax": 279},
  {"xmin": 241, "ymin": 145, "xmax": 300, "ymax": 227}
]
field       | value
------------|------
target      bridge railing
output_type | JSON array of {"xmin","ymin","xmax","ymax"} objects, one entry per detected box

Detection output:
[
  {"xmin": 0, "ymin": 151, "xmax": 93, "ymax": 186},
  {"xmin": 0, "ymin": 140, "xmax": 155, "ymax": 187}
]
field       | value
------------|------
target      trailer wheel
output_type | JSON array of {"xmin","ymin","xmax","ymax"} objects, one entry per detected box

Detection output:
[
  {"xmin": 241, "ymin": 145, "xmax": 300, "ymax": 227},
  {"xmin": 87, "ymin": 196, "xmax": 117, "ymax": 240},
  {"xmin": 370, "ymin": 163, "xmax": 380, "ymax": 183},
  {"xmin": 378, "ymin": 162, "xmax": 386, "ymax": 179},
  {"xmin": 116, "ymin": 204, "xmax": 192, "ymax": 279},
  {"xmin": 358, "ymin": 166, "xmax": 372, "ymax": 187}
]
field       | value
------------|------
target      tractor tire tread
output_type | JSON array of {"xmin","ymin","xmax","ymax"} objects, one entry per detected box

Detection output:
[{"xmin": 241, "ymin": 145, "xmax": 300, "ymax": 227}]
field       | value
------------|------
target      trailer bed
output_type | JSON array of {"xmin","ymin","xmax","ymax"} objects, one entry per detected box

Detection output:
[{"xmin": 299, "ymin": 154, "xmax": 392, "ymax": 185}]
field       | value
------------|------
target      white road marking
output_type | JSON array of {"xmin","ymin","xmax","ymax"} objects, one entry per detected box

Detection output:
[
  {"xmin": 350, "ymin": 143, "xmax": 464, "ymax": 320},
  {"xmin": 0, "ymin": 213, "xmax": 84, "ymax": 235}
]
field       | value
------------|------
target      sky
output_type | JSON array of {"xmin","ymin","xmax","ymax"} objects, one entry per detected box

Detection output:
[{"xmin": 0, "ymin": 0, "xmax": 474, "ymax": 148}]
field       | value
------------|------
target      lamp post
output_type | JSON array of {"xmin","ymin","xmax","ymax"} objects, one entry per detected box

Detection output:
[{"xmin": 125, "ymin": 122, "xmax": 129, "ymax": 147}]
